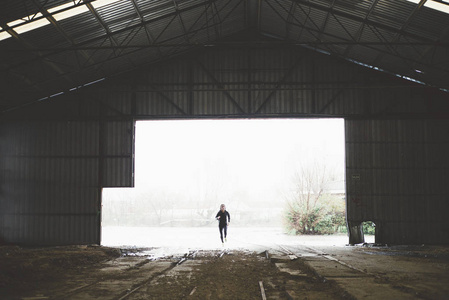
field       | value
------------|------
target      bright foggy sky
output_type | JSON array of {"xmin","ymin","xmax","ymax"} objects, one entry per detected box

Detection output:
[{"xmin": 134, "ymin": 119, "xmax": 345, "ymax": 195}]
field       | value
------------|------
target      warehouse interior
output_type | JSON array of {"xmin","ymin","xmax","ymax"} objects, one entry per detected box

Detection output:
[{"xmin": 1, "ymin": 0, "xmax": 449, "ymax": 299}]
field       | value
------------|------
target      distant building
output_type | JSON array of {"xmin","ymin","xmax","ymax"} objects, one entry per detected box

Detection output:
[{"xmin": 323, "ymin": 180, "xmax": 346, "ymax": 196}]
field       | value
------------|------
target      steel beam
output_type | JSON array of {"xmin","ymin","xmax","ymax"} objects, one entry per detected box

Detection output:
[{"xmin": 196, "ymin": 60, "xmax": 246, "ymax": 114}]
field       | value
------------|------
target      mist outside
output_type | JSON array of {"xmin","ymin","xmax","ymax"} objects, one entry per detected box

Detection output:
[{"xmin": 101, "ymin": 119, "xmax": 347, "ymax": 249}]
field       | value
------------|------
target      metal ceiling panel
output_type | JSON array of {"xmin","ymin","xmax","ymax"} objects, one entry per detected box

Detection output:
[
  {"xmin": 140, "ymin": 0, "xmax": 177, "ymax": 19},
  {"xmin": 17, "ymin": 22, "xmax": 68, "ymax": 49},
  {"xmin": 0, "ymin": 0, "xmax": 69, "ymax": 24},
  {"xmin": 60, "ymin": 12, "xmax": 107, "ymax": 44},
  {"xmin": 321, "ymin": 14, "xmax": 361, "ymax": 41},
  {"xmin": 1, "ymin": 0, "xmax": 449, "ymax": 112},
  {"xmin": 299, "ymin": 5, "xmax": 329, "ymax": 33},
  {"xmin": 370, "ymin": 0, "xmax": 413, "ymax": 30},
  {"xmin": 0, "ymin": 39, "xmax": 37, "ymax": 67},
  {"xmin": 333, "ymin": 0, "xmax": 373, "ymax": 18},
  {"xmin": 264, "ymin": 0, "xmax": 291, "ymax": 22},
  {"xmin": 176, "ymin": 0, "xmax": 207, "ymax": 10},
  {"xmin": 95, "ymin": 1, "xmax": 142, "ymax": 33},
  {"xmin": 407, "ymin": 12, "xmax": 449, "ymax": 41}
]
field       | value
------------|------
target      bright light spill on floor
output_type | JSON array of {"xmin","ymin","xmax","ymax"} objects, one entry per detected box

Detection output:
[{"xmin": 101, "ymin": 227, "xmax": 374, "ymax": 255}]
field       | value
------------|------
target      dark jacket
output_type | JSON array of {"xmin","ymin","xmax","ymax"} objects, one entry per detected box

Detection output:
[{"xmin": 215, "ymin": 210, "xmax": 230, "ymax": 226}]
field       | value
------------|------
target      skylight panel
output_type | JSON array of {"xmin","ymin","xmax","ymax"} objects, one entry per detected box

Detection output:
[
  {"xmin": 406, "ymin": 0, "xmax": 449, "ymax": 14},
  {"xmin": 7, "ymin": 19, "xmax": 27, "ymax": 27},
  {"xmin": 48, "ymin": 0, "xmax": 122, "ymax": 21},
  {"xmin": 425, "ymin": 0, "xmax": 449, "ymax": 13},
  {"xmin": 0, "ymin": 29, "xmax": 12, "ymax": 41},
  {"xmin": 91, "ymin": 0, "xmax": 122, "ymax": 9},
  {"xmin": 12, "ymin": 17, "xmax": 50, "ymax": 34},
  {"xmin": 47, "ymin": 2, "xmax": 77, "ymax": 13},
  {"xmin": 0, "ymin": 0, "xmax": 122, "ymax": 41},
  {"xmin": 49, "ymin": 4, "xmax": 90, "ymax": 21},
  {"xmin": 6, "ymin": 12, "xmax": 50, "ymax": 35},
  {"xmin": 7, "ymin": 12, "xmax": 46, "ymax": 28}
]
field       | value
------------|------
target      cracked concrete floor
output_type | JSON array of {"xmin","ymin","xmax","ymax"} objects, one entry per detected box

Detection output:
[{"xmin": 1, "ymin": 231, "xmax": 448, "ymax": 299}]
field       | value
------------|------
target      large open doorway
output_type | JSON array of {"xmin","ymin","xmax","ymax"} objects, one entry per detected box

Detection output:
[{"xmin": 101, "ymin": 118, "xmax": 351, "ymax": 249}]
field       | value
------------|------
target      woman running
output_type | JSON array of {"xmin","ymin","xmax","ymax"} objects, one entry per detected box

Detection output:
[{"xmin": 215, "ymin": 204, "xmax": 230, "ymax": 246}]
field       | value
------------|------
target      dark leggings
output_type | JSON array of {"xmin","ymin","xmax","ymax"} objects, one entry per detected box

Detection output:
[{"xmin": 219, "ymin": 224, "xmax": 227, "ymax": 242}]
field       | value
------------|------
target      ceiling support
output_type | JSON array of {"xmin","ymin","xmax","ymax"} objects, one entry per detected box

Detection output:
[
  {"xmin": 255, "ymin": 56, "xmax": 303, "ymax": 114},
  {"xmin": 372, "ymin": 0, "xmax": 427, "ymax": 71},
  {"xmin": 2, "ymin": 0, "xmax": 223, "ymax": 73},
  {"xmin": 148, "ymin": 85, "xmax": 187, "ymax": 115},
  {"xmin": 32, "ymin": 0, "xmax": 98, "ymax": 70},
  {"xmin": 265, "ymin": 1, "xmax": 448, "ymax": 89},
  {"xmin": 268, "ymin": 0, "xmax": 334, "ymax": 54},
  {"xmin": 290, "ymin": 0, "xmax": 434, "ymax": 42},
  {"xmin": 85, "ymin": 2, "xmax": 120, "ymax": 57},
  {"xmin": 210, "ymin": 1, "xmax": 223, "ymax": 39},
  {"xmin": 130, "ymin": 0, "xmax": 163, "ymax": 59},
  {"xmin": 318, "ymin": 69, "xmax": 362, "ymax": 114},
  {"xmin": 285, "ymin": 1, "xmax": 296, "ymax": 38},
  {"xmin": 317, "ymin": 0, "xmax": 336, "ymax": 42},
  {"xmin": 172, "ymin": 0, "xmax": 191, "ymax": 43},
  {"xmin": 196, "ymin": 60, "xmax": 246, "ymax": 114},
  {"xmin": 343, "ymin": 0, "xmax": 379, "ymax": 57},
  {"xmin": 0, "ymin": 20, "xmax": 75, "ymax": 94}
]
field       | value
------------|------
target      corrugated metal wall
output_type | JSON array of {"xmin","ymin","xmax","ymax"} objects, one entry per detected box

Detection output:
[
  {"xmin": 119, "ymin": 45, "xmax": 447, "ymax": 118},
  {"xmin": 1, "ymin": 45, "xmax": 448, "ymax": 245},
  {"xmin": 346, "ymin": 119, "xmax": 449, "ymax": 244},
  {"xmin": 102, "ymin": 121, "xmax": 135, "ymax": 188},
  {"xmin": 0, "ymin": 117, "xmax": 134, "ymax": 245},
  {"xmin": 0, "ymin": 121, "xmax": 100, "ymax": 245}
]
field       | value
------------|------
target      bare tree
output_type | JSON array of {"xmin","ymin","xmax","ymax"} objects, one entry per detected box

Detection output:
[{"xmin": 284, "ymin": 160, "xmax": 339, "ymax": 234}]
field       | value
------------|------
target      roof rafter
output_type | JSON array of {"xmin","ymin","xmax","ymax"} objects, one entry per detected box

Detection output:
[
  {"xmin": 372, "ymin": 0, "xmax": 428, "ymax": 66},
  {"xmin": 291, "ymin": 0, "xmax": 436, "ymax": 43},
  {"xmin": 2, "ymin": 0, "xmax": 223, "ymax": 71}
]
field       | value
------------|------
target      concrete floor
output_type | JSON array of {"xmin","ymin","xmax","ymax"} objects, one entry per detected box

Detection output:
[
  {"xmin": 2, "ymin": 227, "xmax": 446, "ymax": 299},
  {"xmin": 102, "ymin": 227, "xmax": 449, "ymax": 299},
  {"xmin": 269, "ymin": 243, "xmax": 449, "ymax": 299}
]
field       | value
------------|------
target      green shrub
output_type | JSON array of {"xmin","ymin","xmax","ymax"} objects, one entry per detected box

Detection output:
[
  {"xmin": 362, "ymin": 221, "xmax": 376, "ymax": 235},
  {"xmin": 283, "ymin": 194, "xmax": 346, "ymax": 235}
]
